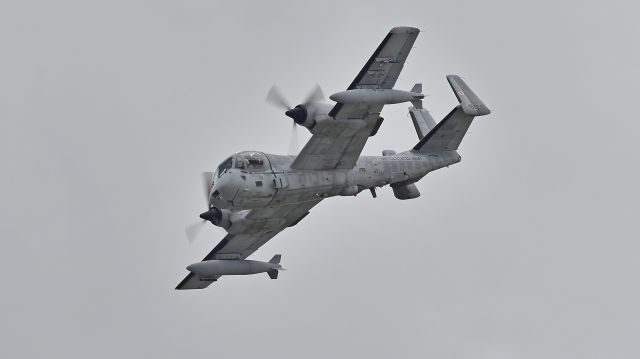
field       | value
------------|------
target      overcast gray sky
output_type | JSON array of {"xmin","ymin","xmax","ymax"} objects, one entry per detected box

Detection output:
[{"xmin": 2, "ymin": 1, "xmax": 639, "ymax": 358}]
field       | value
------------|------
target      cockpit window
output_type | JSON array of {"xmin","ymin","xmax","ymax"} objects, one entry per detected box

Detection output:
[
  {"xmin": 217, "ymin": 157, "xmax": 233, "ymax": 179},
  {"xmin": 234, "ymin": 152, "xmax": 266, "ymax": 171}
]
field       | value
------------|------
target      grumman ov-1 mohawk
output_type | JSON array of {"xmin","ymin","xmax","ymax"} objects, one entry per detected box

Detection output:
[{"xmin": 176, "ymin": 26, "xmax": 490, "ymax": 289}]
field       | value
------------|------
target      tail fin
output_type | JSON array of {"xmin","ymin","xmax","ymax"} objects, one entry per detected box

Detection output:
[
  {"xmin": 410, "ymin": 83, "xmax": 423, "ymax": 109},
  {"xmin": 409, "ymin": 107, "xmax": 437, "ymax": 139},
  {"xmin": 267, "ymin": 255, "xmax": 282, "ymax": 279},
  {"xmin": 413, "ymin": 75, "xmax": 490, "ymax": 152},
  {"xmin": 447, "ymin": 75, "xmax": 490, "ymax": 116}
]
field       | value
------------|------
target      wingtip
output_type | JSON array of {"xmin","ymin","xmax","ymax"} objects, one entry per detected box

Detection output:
[{"xmin": 390, "ymin": 26, "xmax": 420, "ymax": 34}]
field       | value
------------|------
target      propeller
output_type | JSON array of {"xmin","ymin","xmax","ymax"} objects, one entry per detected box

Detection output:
[
  {"xmin": 184, "ymin": 171, "xmax": 214, "ymax": 243},
  {"xmin": 266, "ymin": 85, "xmax": 324, "ymax": 154},
  {"xmin": 287, "ymin": 121, "xmax": 299, "ymax": 156},
  {"xmin": 266, "ymin": 86, "xmax": 292, "ymax": 111},
  {"xmin": 201, "ymin": 171, "xmax": 214, "ymax": 207},
  {"xmin": 185, "ymin": 220, "xmax": 205, "ymax": 243},
  {"xmin": 303, "ymin": 84, "xmax": 325, "ymax": 105}
]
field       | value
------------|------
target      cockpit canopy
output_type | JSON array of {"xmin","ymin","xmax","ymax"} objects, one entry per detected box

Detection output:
[
  {"xmin": 233, "ymin": 151, "xmax": 267, "ymax": 171},
  {"xmin": 212, "ymin": 151, "xmax": 268, "ymax": 183}
]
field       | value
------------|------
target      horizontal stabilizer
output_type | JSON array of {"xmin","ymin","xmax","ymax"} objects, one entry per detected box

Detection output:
[
  {"xmin": 446, "ymin": 75, "xmax": 490, "ymax": 116},
  {"xmin": 392, "ymin": 183, "xmax": 421, "ymax": 200}
]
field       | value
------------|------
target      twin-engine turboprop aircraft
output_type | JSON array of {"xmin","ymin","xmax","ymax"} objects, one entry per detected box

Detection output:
[{"xmin": 176, "ymin": 26, "xmax": 491, "ymax": 289}]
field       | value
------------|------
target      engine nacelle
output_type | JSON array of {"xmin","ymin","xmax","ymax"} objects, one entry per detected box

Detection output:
[
  {"xmin": 199, "ymin": 207, "xmax": 232, "ymax": 230},
  {"xmin": 285, "ymin": 103, "xmax": 333, "ymax": 131}
]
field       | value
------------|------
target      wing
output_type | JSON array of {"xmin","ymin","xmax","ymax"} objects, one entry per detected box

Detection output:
[
  {"xmin": 290, "ymin": 27, "xmax": 419, "ymax": 171},
  {"xmin": 176, "ymin": 199, "xmax": 321, "ymax": 290}
]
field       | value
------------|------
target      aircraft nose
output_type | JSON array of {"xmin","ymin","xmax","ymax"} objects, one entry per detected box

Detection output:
[{"xmin": 209, "ymin": 176, "xmax": 237, "ymax": 207}]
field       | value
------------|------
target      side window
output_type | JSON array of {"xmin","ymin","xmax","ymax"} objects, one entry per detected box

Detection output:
[
  {"xmin": 247, "ymin": 157, "xmax": 264, "ymax": 169},
  {"xmin": 217, "ymin": 157, "xmax": 233, "ymax": 178}
]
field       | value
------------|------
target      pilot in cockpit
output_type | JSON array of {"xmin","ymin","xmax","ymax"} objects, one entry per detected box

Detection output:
[{"xmin": 234, "ymin": 152, "xmax": 266, "ymax": 172}]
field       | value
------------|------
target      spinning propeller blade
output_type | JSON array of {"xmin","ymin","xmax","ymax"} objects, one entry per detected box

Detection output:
[
  {"xmin": 202, "ymin": 172, "xmax": 214, "ymax": 208},
  {"xmin": 266, "ymin": 85, "xmax": 291, "ymax": 110},
  {"xmin": 288, "ymin": 122, "xmax": 299, "ymax": 155},
  {"xmin": 185, "ymin": 172, "xmax": 215, "ymax": 244},
  {"xmin": 185, "ymin": 220, "xmax": 206, "ymax": 244},
  {"xmin": 303, "ymin": 84, "xmax": 325, "ymax": 105}
]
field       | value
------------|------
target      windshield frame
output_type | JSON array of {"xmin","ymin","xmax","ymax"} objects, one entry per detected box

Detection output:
[{"xmin": 216, "ymin": 157, "xmax": 233, "ymax": 179}]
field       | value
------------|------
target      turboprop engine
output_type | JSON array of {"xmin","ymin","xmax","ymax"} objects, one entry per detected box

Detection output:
[
  {"xmin": 285, "ymin": 102, "xmax": 333, "ymax": 130},
  {"xmin": 199, "ymin": 207, "xmax": 254, "ymax": 234},
  {"xmin": 199, "ymin": 207, "xmax": 231, "ymax": 229},
  {"xmin": 266, "ymin": 84, "xmax": 332, "ymax": 134}
]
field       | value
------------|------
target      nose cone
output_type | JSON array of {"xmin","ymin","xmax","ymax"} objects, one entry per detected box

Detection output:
[{"xmin": 208, "ymin": 175, "xmax": 236, "ymax": 208}]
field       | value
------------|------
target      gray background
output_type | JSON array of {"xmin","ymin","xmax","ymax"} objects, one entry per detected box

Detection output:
[{"xmin": 2, "ymin": 1, "xmax": 639, "ymax": 358}]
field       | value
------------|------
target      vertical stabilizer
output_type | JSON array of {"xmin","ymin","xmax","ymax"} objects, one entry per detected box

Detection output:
[
  {"xmin": 446, "ymin": 75, "xmax": 490, "ymax": 116},
  {"xmin": 413, "ymin": 75, "xmax": 490, "ymax": 152}
]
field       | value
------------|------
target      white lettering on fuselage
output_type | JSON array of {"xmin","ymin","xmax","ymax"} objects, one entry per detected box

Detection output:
[{"xmin": 381, "ymin": 156, "xmax": 426, "ymax": 161}]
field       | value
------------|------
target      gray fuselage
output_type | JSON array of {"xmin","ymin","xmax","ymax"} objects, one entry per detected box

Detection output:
[{"xmin": 209, "ymin": 150, "xmax": 461, "ymax": 211}]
